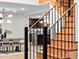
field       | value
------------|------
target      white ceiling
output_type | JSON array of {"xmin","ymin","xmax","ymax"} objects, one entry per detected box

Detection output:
[
  {"xmin": 0, "ymin": 1, "xmax": 50, "ymax": 17},
  {"xmin": 0, "ymin": 0, "xmax": 39, "ymax": 5}
]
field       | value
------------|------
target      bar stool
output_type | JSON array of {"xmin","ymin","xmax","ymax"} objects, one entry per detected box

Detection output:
[
  {"xmin": 2, "ymin": 39, "xmax": 10, "ymax": 52},
  {"xmin": 12, "ymin": 38, "xmax": 21, "ymax": 52},
  {"xmin": 0, "ymin": 39, "xmax": 3, "ymax": 51},
  {"xmin": 10, "ymin": 39, "xmax": 13, "ymax": 52}
]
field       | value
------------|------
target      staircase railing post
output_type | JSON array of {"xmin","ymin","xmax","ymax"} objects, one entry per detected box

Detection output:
[
  {"xmin": 68, "ymin": 0, "xmax": 70, "ymax": 16},
  {"xmin": 43, "ymin": 26, "xmax": 47, "ymax": 59},
  {"xmin": 25, "ymin": 27, "xmax": 28, "ymax": 59}
]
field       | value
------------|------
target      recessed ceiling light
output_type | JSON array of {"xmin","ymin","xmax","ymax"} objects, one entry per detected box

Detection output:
[
  {"xmin": 13, "ymin": 10, "xmax": 16, "ymax": 13},
  {"xmin": 0, "ymin": 13, "xmax": 3, "ymax": 18},
  {"xmin": 44, "ymin": 20, "xmax": 47, "ymax": 22},
  {"xmin": 8, "ymin": 14, "xmax": 13, "ymax": 18},
  {"xmin": 39, "ymin": 21, "xmax": 43, "ymax": 24},
  {"xmin": 21, "ymin": 8, "xmax": 25, "ymax": 10},
  {"xmin": 7, "ymin": 19, "xmax": 12, "ymax": 23},
  {"xmin": 0, "ymin": 20, "xmax": 3, "ymax": 23}
]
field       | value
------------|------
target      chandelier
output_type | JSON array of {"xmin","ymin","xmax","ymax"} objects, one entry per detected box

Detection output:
[{"xmin": 0, "ymin": 9, "xmax": 12, "ymax": 23}]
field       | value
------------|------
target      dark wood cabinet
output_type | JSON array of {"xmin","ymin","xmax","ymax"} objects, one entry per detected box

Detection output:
[{"xmin": 29, "ymin": 18, "xmax": 43, "ymax": 28}]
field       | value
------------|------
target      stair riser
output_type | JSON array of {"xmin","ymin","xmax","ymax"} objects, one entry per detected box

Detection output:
[
  {"xmin": 63, "ymin": 6, "xmax": 74, "ymax": 11},
  {"xmin": 63, "ymin": 0, "xmax": 73, "ymax": 3},
  {"xmin": 65, "ymin": 23, "xmax": 74, "ymax": 28},
  {"xmin": 61, "ymin": 28, "xmax": 74, "ymax": 34},
  {"xmin": 65, "ymin": 13, "xmax": 74, "ymax": 17},
  {"xmin": 63, "ymin": 3, "xmax": 73, "ymax": 7},
  {"xmin": 56, "ymin": 34, "xmax": 74, "ymax": 41},
  {"xmin": 50, "ymin": 41, "xmax": 77, "ymax": 49},
  {"xmin": 58, "ymin": 10, "xmax": 74, "ymax": 17},
  {"xmin": 66, "ymin": 17, "xmax": 74, "ymax": 22},
  {"xmin": 58, "ymin": 3, "xmax": 73, "ymax": 7}
]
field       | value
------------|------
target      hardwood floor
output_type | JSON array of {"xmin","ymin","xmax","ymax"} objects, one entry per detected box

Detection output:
[{"xmin": 0, "ymin": 54, "xmax": 24, "ymax": 59}]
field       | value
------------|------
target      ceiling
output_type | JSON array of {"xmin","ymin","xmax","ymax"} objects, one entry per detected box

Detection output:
[{"xmin": 0, "ymin": 1, "xmax": 50, "ymax": 17}]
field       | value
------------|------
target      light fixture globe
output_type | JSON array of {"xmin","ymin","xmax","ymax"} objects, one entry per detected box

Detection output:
[
  {"xmin": 0, "ymin": 20, "xmax": 3, "ymax": 23},
  {"xmin": 39, "ymin": 20, "xmax": 43, "ymax": 24},
  {"xmin": 8, "ymin": 14, "xmax": 13, "ymax": 18},
  {"xmin": 0, "ymin": 13, "xmax": 3, "ymax": 19},
  {"xmin": 0, "ymin": 9, "xmax": 13, "ymax": 24},
  {"xmin": 7, "ymin": 19, "xmax": 12, "ymax": 23}
]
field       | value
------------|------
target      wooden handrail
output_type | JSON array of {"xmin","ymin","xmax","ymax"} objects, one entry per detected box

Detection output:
[{"xmin": 48, "ymin": 3, "xmax": 76, "ymax": 31}]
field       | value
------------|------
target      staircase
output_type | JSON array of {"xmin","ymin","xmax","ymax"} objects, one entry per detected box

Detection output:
[{"xmin": 26, "ymin": 0, "xmax": 78, "ymax": 59}]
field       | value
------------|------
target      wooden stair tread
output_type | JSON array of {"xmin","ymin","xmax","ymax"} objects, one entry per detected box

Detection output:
[
  {"xmin": 66, "ymin": 20, "xmax": 74, "ymax": 22},
  {"xmin": 50, "ymin": 39, "xmax": 78, "ymax": 50},
  {"xmin": 59, "ymin": 2, "xmax": 73, "ymax": 8},
  {"xmin": 56, "ymin": 33, "xmax": 74, "ymax": 40},
  {"xmin": 50, "ymin": 39, "xmax": 78, "ymax": 44},
  {"xmin": 56, "ymin": 33, "xmax": 74, "ymax": 35},
  {"xmin": 61, "ymin": 2, "xmax": 73, "ymax": 4},
  {"xmin": 61, "ymin": 27, "xmax": 74, "ymax": 34},
  {"xmin": 61, "ymin": 0, "xmax": 74, "ymax": 3},
  {"xmin": 38, "ymin": 51, "xmax": 70, "ymax": 59},
  {"xmin": 61, "ymin": 27, "xmax": 74, "ymax": 29},
  {"xmin": 50, "ymin": 39, "xmax": 78, "ymax": 43},
  {"xmin": 65, "ymin": 23, "xmax": 74, "ymax": 27},
  {"xmin": 47, "ymin": 45, "xmax": 77, "ymax": 51}
]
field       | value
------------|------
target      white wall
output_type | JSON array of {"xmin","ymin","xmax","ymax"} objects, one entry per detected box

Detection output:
[
  {"xmin": 75, "ymin": 0, "xmax": 78, "ymax": 59},
  {"xmin": 2, "ymin": 14, "xmax": 29, "ymax": 38},
  {"xmin": 0, "ymin": 0, "xmax": 39, "ymax": 4},
  {"xmin": 77, "ymin": 0, "xmax": 79, "ymax": 59}
]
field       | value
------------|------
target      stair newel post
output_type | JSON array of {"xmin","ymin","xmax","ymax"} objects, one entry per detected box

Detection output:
[
  {"xmin": 25, "ymin": 27, "xmax": 28, "ymax": 59},
  {"xmin": 43, "ymin": 26, "xmax": 47, "ymax": 59}
]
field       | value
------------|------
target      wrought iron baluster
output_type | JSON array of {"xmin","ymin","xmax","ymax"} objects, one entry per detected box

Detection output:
[
  {"xmin": 25, "ymin": 27, "xmax": 28, "ymax": 59},
  {"xmin": 68, "ymin": 0, "xmax": 70, "ymax": 16},
  {"xmin": 30, "ymin": 29, "xmax": 32, "ymax": 59},
  {"xmin": 43, "ymin": 27, "xmax": 47, "ymax": 59}
]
